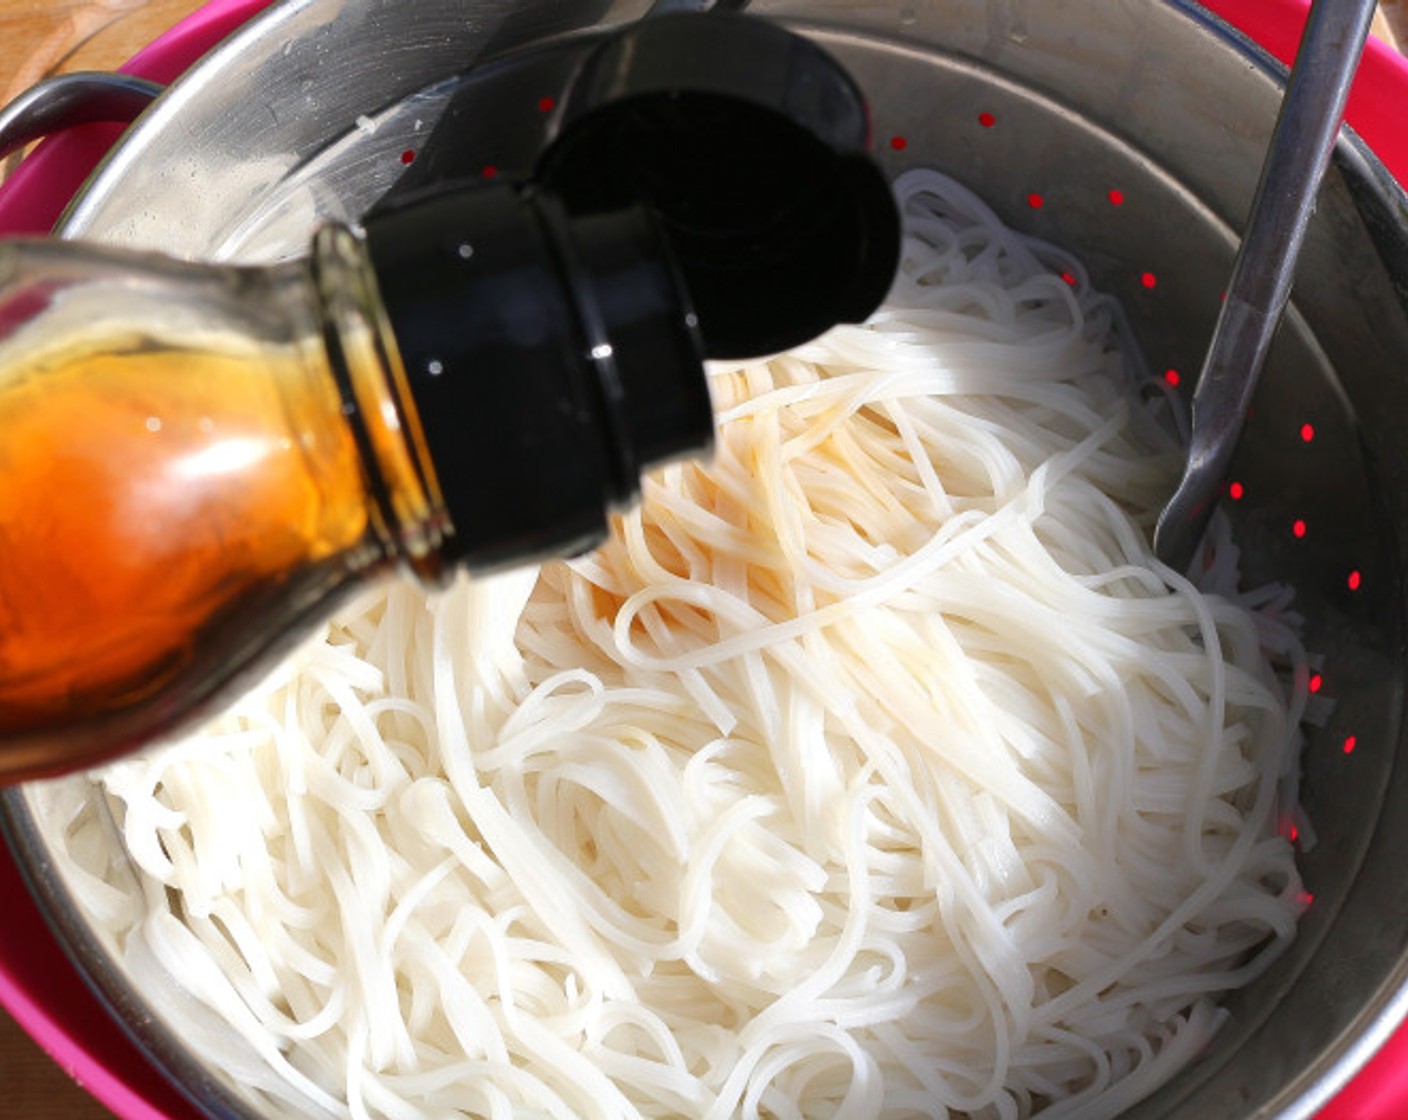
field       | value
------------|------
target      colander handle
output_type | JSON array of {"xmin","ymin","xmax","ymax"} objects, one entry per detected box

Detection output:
[
  {"xmin": 0, "ymin": 73, "xmax": 163, "ymax": 162},
  {"xmin": 646, "ymin": 0, "xmax": 750, "ymax": 13}
]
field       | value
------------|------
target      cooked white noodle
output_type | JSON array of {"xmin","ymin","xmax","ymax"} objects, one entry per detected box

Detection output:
[{"xmin": 75, "ymin": 168, "xmax": 1307, "ymax": 1120}]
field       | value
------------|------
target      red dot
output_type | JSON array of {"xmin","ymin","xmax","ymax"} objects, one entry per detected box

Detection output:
[
  {"xmin": 1164, "ymin": 369, "xmax": 1181, "ymax": 387},
  {"xmin": 482, "ymin": 164, "xmax": 499, "ymax": 179},
  {"xmin": 1292, "ymin": 519, "xmax": 1307, "ymax": 539},
  {"xmin": 538, "ymin": 96, "xmax": 556, "ymax": 113},
  {"xmin": 1348, "ymin": 569, "xmax": 1363, "ymax": 591},
  {"xmin": 1343, "ymin": 735, "xmax": 1358, "ymax": 755},
  {"xmin": 1027, "ymin": 193, "xmax": 1044, "ymax": 210},
  {"xmin": 399, "ymin": 149, "xmax": 417, "ymax": 165},
  {"xmin": 1289, "ymin": 824, "xmax": 1300, "ymax": 843},
  {"xmin": 1141, "ymin": 271, "xmax": 1157, "ymax": 289},
  {"xmin": 978, "ymin": 111, "xmax": 997, "ymax": 128},
  {"xmin": 1300, "ymin": 422, "xmax": 1315, "ymax": 443},
  {"xmin": 1228, "ymin": 480, "xmax": 1244, "ymax": 500},
  {"xmin": 1308, "ymin": 673, "xmax": 1323, "ymax": 693},
  {"xmin": 1060, "ymin": 271, "xmax": 1077, "ymax": 286},
  {"xmin": 890, "ymin": 135, "xmax": 908, "ymax": 151},
  {"xmin": 1108, "ymin": 189, "xmax": 1125, "ymax": 206},
  {"xmin": 1298, "ymin": 890, "xmax": 1315, "ymax": 908}
]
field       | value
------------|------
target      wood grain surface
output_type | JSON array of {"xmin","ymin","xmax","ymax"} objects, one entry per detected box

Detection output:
[
  {"xmin": 0, "ymin": 2, "xmax": 1405, "ymax": 1119},
  {"xmin": 0, "ymin": 1009, "xmax": 119, "ymax": 1120}
]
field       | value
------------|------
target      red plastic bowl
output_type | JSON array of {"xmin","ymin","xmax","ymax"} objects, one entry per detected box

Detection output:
[{"xmin": 0, "ymin": 1, "xmax": 1405, "ymax": 1117}]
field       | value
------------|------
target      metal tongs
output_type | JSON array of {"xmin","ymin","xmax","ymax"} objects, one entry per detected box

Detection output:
[{"xmin": 1153, "ymin": 0, "xmax": 1379, "ymax": 572}]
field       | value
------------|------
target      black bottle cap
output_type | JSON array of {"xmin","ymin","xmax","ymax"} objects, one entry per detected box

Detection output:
[
  {"xmin": 359, "ymin": 12, "xmax": 901, "ymax": 572},
  {"xmin": 362, "ymin": 183, "xmax": 711, "ymax": 571},
  {"xmin": 535, "ymin": 12, "xmax": 901, "ymax": 359}
]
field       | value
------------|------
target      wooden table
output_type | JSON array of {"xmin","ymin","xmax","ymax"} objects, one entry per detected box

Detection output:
[
  {"xmin": 0, "ymin": 2, "xmax": 1406, "ymax": 1118},
  {"xmin": 0, "ymin": 1011, "xmax": 119, "ymax": 1120},
  {"xmin": 0, "ymin": 1, "xmax": 206, "ymax": 105}
]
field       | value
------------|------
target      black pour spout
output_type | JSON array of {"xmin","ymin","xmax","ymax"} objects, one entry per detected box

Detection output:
[
  {"xmin": 537, "ymin": 12, "xmax": 901, "ymax": 359},
  {"xmin": 362, "ymin": 12, "xmax": 901, "ymax": 570}
]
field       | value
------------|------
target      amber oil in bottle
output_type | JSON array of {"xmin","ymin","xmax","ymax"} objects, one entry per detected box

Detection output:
[{"xmin": 0, "ymin": 228, "xmax": 447, "ymax": 780}]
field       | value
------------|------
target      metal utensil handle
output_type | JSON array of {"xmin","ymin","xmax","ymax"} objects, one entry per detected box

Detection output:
[{"xmin": 1153, "ymin": 0, "xmax": 1377, "ymax": 572}]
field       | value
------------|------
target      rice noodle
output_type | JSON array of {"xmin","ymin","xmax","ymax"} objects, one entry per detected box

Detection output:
[{"xmin": 78, "ymin": 167, "xmax": 1307, "ymax": 1119}]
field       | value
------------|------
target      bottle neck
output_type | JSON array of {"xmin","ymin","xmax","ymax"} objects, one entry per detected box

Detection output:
[
  {"xmin": 359, "ymin": 183, "xmax": 714, "ymax": 574},
  {"xmin": 308, "ymin": 224, "xmax": 452, "ymax": 586}
]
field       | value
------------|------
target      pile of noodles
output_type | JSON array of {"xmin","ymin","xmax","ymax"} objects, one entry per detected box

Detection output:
[{"xmin": 67, "ymin": 169, "xmax": 1309, "ymax": 1120}]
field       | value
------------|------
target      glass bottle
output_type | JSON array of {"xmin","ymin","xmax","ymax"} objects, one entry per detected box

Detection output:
[{"xmin": 0, "ymin": 187, "xmax": 713, "ymax": 781}]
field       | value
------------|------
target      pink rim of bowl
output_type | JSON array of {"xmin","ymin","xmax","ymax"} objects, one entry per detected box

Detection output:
[{"xmin": 0, "ymin": 1, "xmax": 1406, "ymax": 1117}]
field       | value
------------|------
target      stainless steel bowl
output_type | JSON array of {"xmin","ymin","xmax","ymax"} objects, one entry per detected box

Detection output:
[{"xmin": 4, "ymin": 2, "xmax": 1408, "ymax": 1117}]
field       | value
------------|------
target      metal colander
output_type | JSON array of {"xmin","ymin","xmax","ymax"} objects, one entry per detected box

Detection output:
[{"xmin": 4, "ymin": 1, "xmax": 1408, "ymax": 1117}]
